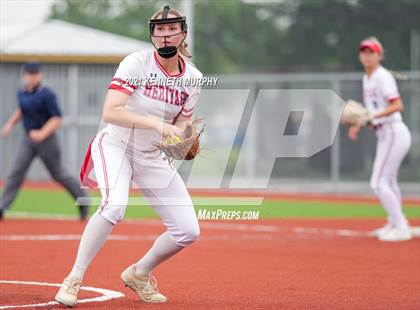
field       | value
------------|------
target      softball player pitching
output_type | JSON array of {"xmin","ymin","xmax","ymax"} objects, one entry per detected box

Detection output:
[
  {"xmin": 55, "ymin": 6, "xmax": 202, "ymax": 307},
  {"xmin": 348, "ymin": 37, "xmax": 412, "ymax": 242}
]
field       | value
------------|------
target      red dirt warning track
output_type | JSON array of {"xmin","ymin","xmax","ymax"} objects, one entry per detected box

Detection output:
[{"xmin": 1, "ymin": 218, "xmax": 419, "ymax": 309}]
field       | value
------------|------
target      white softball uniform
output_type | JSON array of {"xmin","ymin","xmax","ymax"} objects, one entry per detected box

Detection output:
[
  {"xmin": 81, "ymin": 50, "xmax": 202, "ymax": 246},
  {"xmin": 363, "ymin": 66, "xmax": 412, "ymax": 229},
  {"xmin": 107, "ymin": 50, "xmax": 202, "ymax": 152}
]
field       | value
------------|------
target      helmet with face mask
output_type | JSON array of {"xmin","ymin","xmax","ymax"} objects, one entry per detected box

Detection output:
[{"xmin": 149, "ymin": 5, "xmax": 188, "ymax": 59}]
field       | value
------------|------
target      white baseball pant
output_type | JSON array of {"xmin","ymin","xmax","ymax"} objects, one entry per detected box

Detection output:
[
  {"xmin": 370, "ymin": 121, "xmax": 412, "ymax": 229},
  {"xmin": 90, "ymin": 128, "xmax": 200, "ymax": 247}
]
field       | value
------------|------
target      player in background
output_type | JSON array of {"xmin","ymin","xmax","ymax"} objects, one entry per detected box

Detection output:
[
  {"xmin": 55, "ymin": 5, "xmax": 202, "ymax": 307},
  {"xmin": 0, "ymin": 62, "xmax": 89, "ymax": 220},
  {"xmin": 348, "ymin": 37, "xmax": 412, "ymax": 242}
]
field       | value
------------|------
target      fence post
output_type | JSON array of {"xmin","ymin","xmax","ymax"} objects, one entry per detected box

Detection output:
[
  {"xmin": 330, "ymin": 80, "xmax": 341, "ymax": 191},
  {"xmin": 68, "ymin": 64, "xmax": 79, "ymax": 177}
]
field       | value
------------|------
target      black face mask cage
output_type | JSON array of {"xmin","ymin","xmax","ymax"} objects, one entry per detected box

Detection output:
[
  {"xmin": 149, "ymin": 17, "xmax": 188, "ymax": 36},
  {"xmin": 148, "ymin": 6, "xmax": 188, "ymax": 59},
  {"xmin": 149, "ymin": 5, "xmax": 187, "ymax": 37}
]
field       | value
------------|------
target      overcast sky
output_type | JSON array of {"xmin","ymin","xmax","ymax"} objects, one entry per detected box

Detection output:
[
  {"xmin": 1, "ymin": 0, "xmax": 54, "ymax": 26},
  {"xmin": 1, "ymin": 0, "xmax": 54, "ymax": 43}
]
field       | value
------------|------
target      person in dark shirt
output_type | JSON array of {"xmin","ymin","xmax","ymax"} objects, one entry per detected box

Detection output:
[{"xmin": 0, "ymin": 62, "xmax": 89, "ymax": 220}]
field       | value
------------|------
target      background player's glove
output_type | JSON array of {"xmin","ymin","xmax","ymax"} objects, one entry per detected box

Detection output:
[
  {"xmin": 341, "ymin": 100, "xmax": 371, "ymax": 127},
  {"xmin": 154, "ymin": 117, "xmax": 205, "ymax": 164}
]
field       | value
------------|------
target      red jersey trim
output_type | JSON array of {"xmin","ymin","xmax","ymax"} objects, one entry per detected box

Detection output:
[
  {"xmin": 111, "ymin": 78, "xmax": 137, "ymax": 90},
  {"xmin": 388, "ymin": 96, "xmax": 401, "ymax": 103},
  {"xmin": 108, "ymin": 84, "xmax": 133, "ymax": 95},
  {"xmin": 181, "ymin": 110, "xmax": 193, "ymax": 117},
  {"xmin": 182, "ymin": 107, "xmax": 193, "ymax": 113}
]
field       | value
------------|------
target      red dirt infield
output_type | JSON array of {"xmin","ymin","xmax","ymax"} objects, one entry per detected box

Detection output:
[{"xmin": 1, "ymin": 218, "xmax": 419, "ymax": 309}]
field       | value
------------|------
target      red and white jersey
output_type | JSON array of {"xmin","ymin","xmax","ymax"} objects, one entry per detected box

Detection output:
[
  {"xmin": 106, "ymin": 50, "xmax": 203, "ymax": 151},
  {"xmin": 363, "ymin": 65, "xmax": 402, "ymax": 125}
]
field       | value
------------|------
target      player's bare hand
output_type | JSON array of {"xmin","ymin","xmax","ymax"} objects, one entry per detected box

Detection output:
[
  {"xmin": 1, "ymin": 123, "xmax": 12, "ymax": 138},
  {"xmin": 154, "ymin": 121, "xmax": 184, "ymax": 140},
  {"xmin": 29, "ymin": 130, "xmax": 45, "ymax": 143},
  {"xmin": 164, "ymin": 123, "xmax": 184, "ymax": 139},
  {"xmin": 348, "ymin": 126, "xmax": 360, "ymax": 141}
]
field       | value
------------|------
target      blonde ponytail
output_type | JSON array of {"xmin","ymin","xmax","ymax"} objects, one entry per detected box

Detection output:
[{"xmin": 180, "ymin": 41, "xmax": 192, "ymax": 59}]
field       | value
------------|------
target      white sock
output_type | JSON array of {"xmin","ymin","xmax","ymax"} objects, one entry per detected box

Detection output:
[
  {"xmin": 68, "ymin": 213, "xmax": 114, "ymax": 279},
  {"xmin": 375, "ymin": 182, "xmax": 409, "ymax": 230},
  {"xmin": 134, "ymin": 231, "xmax": 183, "ymax": 277}
]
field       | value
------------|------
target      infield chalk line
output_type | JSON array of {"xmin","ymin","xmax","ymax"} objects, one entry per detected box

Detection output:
[
  {"xmin": 0, "ymin": 234, "xmax": 157, "ymax": 241},
  {"xmin": 4, "ymin": 212, "xmax": 420, "ymax": 239},
  {"xmin": 0, "ymin": 280, "xmax": 124, "ymax": 309},
  {"xmin": 6, "ymin": 211, "xmax": 81, "ymax": 220},
  {"xmin": 1, "ymin": 228, "xmax": 419, "ymax": 241}
]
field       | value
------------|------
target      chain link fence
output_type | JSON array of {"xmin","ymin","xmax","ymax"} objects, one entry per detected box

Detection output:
[{"xmin": 1, "ymin": 63, "xmax": 419, "ymax": 194}]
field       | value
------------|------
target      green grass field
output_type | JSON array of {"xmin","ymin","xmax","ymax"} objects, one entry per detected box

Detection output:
[{"xmin": 5, "ymin": 189, "xmax": 419, "ymax": 219}]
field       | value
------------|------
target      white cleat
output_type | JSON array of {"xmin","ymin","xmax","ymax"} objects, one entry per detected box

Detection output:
[
  {"xmin": 378, "ymin": 227, "xmax": 412, "ymax": 242},
  {"xmin": 372, "ymin": 223, "xmax": 393, "ymax": 237},
  {"xmin": 55, "ymin": 276, "xmax": 82, "ymax": 307},
  {"xmin": 121, "ymin": 265, "xmax": 167, "ymax": 303}
]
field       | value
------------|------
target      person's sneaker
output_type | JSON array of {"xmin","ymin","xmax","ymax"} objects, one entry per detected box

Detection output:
[
  {"xmin": 378, "ymin": 227, "xmax": 412, "ymax": 242},
  {"xmin": 121, "ymin": 265, "xmax": 167, "ymax": 303},
  {"xmin": 372, "ymin": 223, "xmax": 393, "ymax": 237},
  {"xmin": 0, "ymin": 209, "xmax": 4, "ymax": 221},
  {"xmin": 55, "ymin": 276, "xmax": 82, "ymax": 307},
  {"xmin": 78, "ymin": 205, "xmax": 89, "ymax": 221}
]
